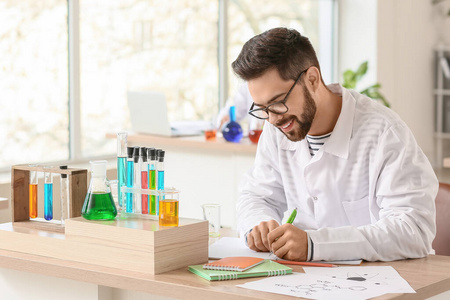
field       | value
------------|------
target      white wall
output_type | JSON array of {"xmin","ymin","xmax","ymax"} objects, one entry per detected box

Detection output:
[
  {"xmin": 377, "ymin": 0, "xmax": 450, "ymax": 165},
  {"xmin": 337, "ymin": 0, "xmax": 450, "ymax": 166}
]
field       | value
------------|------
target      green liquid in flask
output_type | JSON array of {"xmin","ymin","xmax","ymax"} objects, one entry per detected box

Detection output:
[{"xmin": 82, "ymin": 192, "xmax": 117, "ymax": 220}]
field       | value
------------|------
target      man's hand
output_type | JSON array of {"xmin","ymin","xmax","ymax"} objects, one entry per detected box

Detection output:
[
  {"xmin": 247, "ymin": 220, "xmax": 280, "ymax": 252},
  {"xmin": 267, "ymin": 224, "xmax": 308, "ymax": 261}
]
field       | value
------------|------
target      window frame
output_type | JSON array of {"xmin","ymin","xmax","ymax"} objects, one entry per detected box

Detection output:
[{"xmin": 0, "ymin": 0, "xmax": 337, "ymax": 174}]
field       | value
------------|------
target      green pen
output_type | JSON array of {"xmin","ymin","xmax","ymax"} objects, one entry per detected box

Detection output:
[
  {"xmin": 269, "ymin": 208, "xmax": 298, "ymax": 255},
  {"xmin": 286, "ymin": 208, "xmax": 297, "ymax": 224}
]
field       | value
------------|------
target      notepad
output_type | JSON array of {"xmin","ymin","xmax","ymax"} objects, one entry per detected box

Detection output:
[
  {"xmin": 189, "ymin": 260, "xmax": 292, "ymax": 281},
  {"xmin": 203, "ymin": 257, "xmax": 264, "ymax": 272}
]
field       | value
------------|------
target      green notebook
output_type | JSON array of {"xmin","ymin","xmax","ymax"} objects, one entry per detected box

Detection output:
[{"xmin": 189, "ymin": 259, "xmax": 292, "ymax": 281}]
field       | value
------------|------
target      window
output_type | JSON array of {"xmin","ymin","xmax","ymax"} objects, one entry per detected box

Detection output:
[
  {"xmin": 79, "ymin": 0, "xmax": 219, "ymax": 157},
  {"xmin": 0, "ymin": 0, "xmax": 335, "ymax": 170},
  {"xmin": 227, "ymin": 0, "xmax": 335, "ymax": 97},
  {"xmin": 0, "ymin": 1, "xmax": 68, "ymax": 168}
]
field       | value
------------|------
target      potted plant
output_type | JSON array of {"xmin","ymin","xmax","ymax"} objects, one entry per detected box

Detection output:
[{"xmin": 342, "ymin": 61, "xmax": 390, "ymax": 108}]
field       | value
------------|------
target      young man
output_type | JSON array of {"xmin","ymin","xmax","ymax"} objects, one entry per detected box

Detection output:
[{"xmin": 233, "ymin": 27, "xmax": 438, "ymax": 262}]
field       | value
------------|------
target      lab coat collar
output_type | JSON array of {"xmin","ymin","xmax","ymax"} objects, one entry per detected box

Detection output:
[
  {"xmin": 279, "ymin": 84, "xmax": 355, "ymax": 160},
  {"xmin": 322, "ymin": 84, "xmax": 355, "ymax": 159}
]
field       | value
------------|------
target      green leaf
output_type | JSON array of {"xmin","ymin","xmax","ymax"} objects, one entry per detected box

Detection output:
[
  {"xmin": 342, "ymin": 70, "xmax": 356, "ymax": 89},
  {"xmin": 370, "ymin": 83, "xmax": 381, "ymax": 89},
  {"xmin": 355, "ymin": 61, "xmax": 368, "ymax": 80},
  {"xmin": 341, "ymin": 60, "xmax": 390, "ymax": 107},
  {"xmin": 360, "ymin": 87, "xmax": 370, "ymax": 95}
]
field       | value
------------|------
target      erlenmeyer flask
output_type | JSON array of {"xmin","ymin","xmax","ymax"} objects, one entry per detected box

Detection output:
[{"xmin": 82, "ymin": 160, "xmax": 117, "ymax": 220}]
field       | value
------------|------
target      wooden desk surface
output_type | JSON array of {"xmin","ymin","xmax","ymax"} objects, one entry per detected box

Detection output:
[
  {"xmin": 106, "ymin": 133, "xmax": 257, "ymax": 155},
  {"xmin": 0, "ymin": 247, "xmax": 449, "ymax": 300}
]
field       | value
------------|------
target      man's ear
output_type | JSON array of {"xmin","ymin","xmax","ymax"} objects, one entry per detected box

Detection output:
[{"xmin": 304, "ymin": 67, "xmax": 321, "ymax": 93}]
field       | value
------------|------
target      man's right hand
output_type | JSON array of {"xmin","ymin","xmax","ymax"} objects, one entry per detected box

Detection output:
[{"xmin": 247, "ymin": 220, "xmax": 280, "ymax": 252}]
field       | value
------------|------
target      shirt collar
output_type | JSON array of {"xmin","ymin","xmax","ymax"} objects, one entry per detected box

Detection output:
[
  {"xmin": 278, "ymin": 83, "xmax": 355, "ymax": 159},
  {"xmin": 322, "ymin": 83, "xmax": 355, "ymax": 159}
]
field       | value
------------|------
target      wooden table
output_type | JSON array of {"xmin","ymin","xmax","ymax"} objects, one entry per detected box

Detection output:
[
  {"xmin": 105, "ymin": 132, "xmax": 257, "ymax": 155},
  {"xmin": 1, "ymin": 246, "xmax": 450, "ymax": 299}
]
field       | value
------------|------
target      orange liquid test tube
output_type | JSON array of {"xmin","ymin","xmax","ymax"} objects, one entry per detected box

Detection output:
[{"xmin": 29, "ymin": 166, "xmax": 38, "ymax": 218}]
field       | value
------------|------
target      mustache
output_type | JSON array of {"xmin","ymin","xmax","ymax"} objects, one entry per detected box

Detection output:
[{"xmin": 275, "ymin": 116, "xmax": 296, "ymax": 127}]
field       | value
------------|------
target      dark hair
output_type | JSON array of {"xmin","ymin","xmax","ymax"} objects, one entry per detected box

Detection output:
[{"xmin": 232, "ymin": 27, "xmax": 321, "ymax": 82}]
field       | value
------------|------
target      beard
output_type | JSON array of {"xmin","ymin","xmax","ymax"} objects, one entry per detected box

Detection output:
[{"xmin": 276, "ymin": 85, "xmax": 316, "ymax": 142}]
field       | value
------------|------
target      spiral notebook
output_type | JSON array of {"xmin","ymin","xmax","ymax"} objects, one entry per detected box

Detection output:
[
  {"xmin": 203, "ymin": 257, "xmax": 264, "ymax": 272},
  {"xmin": 189, "ymin": 260, "xmax": 292, "ymax": 281}
]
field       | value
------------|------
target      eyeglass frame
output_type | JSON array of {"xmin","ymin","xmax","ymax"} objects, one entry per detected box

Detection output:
[{"xmin": 248, "ymin": 68, "xmax": 308, "ymax": 120}]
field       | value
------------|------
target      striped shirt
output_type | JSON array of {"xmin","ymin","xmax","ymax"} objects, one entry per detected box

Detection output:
[{"xmin": 306, "ymin": 133, "xmax": 332, "ymax": 157}]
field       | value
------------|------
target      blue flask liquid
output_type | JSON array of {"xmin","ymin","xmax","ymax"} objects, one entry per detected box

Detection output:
[{"xmin": 222, "ymin": 106, "xmax": 243, "ymax": 143}]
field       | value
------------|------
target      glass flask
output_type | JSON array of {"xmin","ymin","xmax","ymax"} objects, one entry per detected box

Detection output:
[
  {"xmin": 222, "ymin": 106, "xmax": 243, "ymax": 143},
  {"xmin": 82, "ymin": 160, "xmax": 117, "ymax": 220},
  {"xmin": 249, "ymin": 117, "xmax": 265, "ymax": 144}
]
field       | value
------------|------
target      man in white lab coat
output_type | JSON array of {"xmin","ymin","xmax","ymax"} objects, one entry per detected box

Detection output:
[
  {"xmin": 217, "ymin": 82, "xmax": 254, "ymax": 129},
  {"xmin": 233, "ymin": 27, "xmax": 438, "ymax": 262}
]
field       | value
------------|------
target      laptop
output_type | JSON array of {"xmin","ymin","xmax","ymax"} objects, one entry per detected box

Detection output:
[{"xmin": 127, "ymin": 91, "xmax": 205, "ymax": 137}]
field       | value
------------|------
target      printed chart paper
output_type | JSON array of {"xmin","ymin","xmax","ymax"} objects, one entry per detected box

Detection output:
[
  {"xmin": 303, "ymin": 266, "xmax": 415, "ymax": 294},
  {"xmin": 238, "ymin": 267, "xmax": 415, "ymax": 300}
]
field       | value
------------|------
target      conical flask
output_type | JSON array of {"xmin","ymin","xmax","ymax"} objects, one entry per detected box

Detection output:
[{"xmin": 82, "ymin": 160, "xmax": 117, "ymax": 220}]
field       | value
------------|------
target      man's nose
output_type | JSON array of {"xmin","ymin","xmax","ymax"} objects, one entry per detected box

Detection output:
[{"xmin": 268, "ymin": 112, "xmax": 283, "ymax": 125}]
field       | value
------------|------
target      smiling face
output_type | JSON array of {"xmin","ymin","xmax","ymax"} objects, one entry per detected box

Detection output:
[{"xmin": 248, "ymin": 69, "xmax": 317, "ymax": 142}]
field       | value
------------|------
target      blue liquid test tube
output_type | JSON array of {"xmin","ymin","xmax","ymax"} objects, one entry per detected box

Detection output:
[
  {"xmin": 117, "ymin": 132, "xmax": 128, "ymax": 209},
  {"xmin": 126, "ymin": 146, "xmax": 134, "ymax": 213},
  {"xmin": 44, "ymin": 167, "xmax": 53, "ymax": 221}
]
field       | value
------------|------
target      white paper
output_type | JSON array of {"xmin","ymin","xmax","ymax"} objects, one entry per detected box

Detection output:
[
  {"xmin": 209, "ymin": 237, "xmax": 277, "ymax": 259},
  {"xmin": 209, "ymin": 237, "xmax": 362, "ymax": 265},
  {"xmin": 303, "ymin": 266, "xmax": 415, "ymax": 294},
  {"xmin": 238, "ymin": 268, "xmax": 415, "ymax": 300}
]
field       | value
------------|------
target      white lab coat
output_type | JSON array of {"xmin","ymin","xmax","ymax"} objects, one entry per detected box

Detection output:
[
  {"xmin": 217, "ymin": 82, "xmax": 254, "ymax": 126},
  {"xmin": 237, "ymin": 84, "xmax": 438, "ymax": 262}
]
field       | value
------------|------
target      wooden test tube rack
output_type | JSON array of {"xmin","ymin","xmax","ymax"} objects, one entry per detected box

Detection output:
[{"xmin": 11, "ymin": 165, "xmax": 87, "ymax": 232}]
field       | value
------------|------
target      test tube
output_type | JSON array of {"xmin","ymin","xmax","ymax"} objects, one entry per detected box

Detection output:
[
  {"xmin": 147, "ymin": 148, "xmax": 157, "ymax": 215},
  {"xmin": 29, "ymin": 164, "xmax": 38, "ymax": 218},
  {"xmin": 117, "ymin": 132, "xmax": 128, "ymax": 210},
  {"xmin": 157, "ymin": 149, "xmax": 165, "ymax": 216},
  {"xmin": 157, "ymin": 149, "xmax": 165, "ymax": 190},
  {"xmin": 126, "ymin": 146, "xmax": 134, "ymax": 213},
  {"xmin": 44, "ymin": 167, "xmax": 53, "ymax": 221},
  {"xmin": 133, "ymin": 147, "xmax": 142, "ymax": 214},
  {"xmin": 140, "ymin": 147, "xmax": 149, "ymax": 214},
  {"xmin": 60, "ymin": 165, "xmax": 69, "ymax": 225}
]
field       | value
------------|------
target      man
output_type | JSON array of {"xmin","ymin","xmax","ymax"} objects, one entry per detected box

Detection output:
[
  {"xmin": 233, "ymin": 27, "xmax": 438, "ymax": 262},
  {"xmin": 217, "ymin": 82, "xmax": 254, "ymax": 130}
]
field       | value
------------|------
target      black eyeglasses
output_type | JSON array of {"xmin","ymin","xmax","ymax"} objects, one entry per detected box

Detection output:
[{"xmin": 248, "ymin": 69, "xmax": 308, "ymax": 120}]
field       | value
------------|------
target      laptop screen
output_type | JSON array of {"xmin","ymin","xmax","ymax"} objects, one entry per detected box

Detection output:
[
  {"xmin": 127, "ymin": 91, "xmax": 172, "ymax": 136},
  {"xmin": 127, "ymin": 91, "xmax": 205, "ymax": 137}
]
